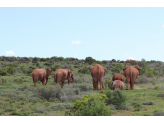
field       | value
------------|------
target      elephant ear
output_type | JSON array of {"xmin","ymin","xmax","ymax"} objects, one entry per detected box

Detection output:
[
  {"xmin": 135, "ymin": 66, "xmax": 140, "ymax": 72},
  {"xmin": 112, "ymin": 74, "xmax": 116, "ymax": 81},
  {"xmin": 46, "ymin": 69, "xmax": 52, "ymax": 78},
  {"xmin": 90, "ymin": 66, "xmax": 93, "ymax": 72},
  {"xmin": 123, "ymin": 66, "xmax": 129, "ymax": 72}
]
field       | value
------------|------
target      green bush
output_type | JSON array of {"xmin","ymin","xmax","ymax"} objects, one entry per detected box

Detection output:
[
  {"xmin": 69, "ymin": 94, "xmax": 112, "ymax": 116},
  {"xmin": 104, "ymin": 79, "xmax": 113, "ymax": 89},
  {"xmin": 78, "ymin": 66, "xmax": 90, "ymax": 74},
  {"xmin": 154, "ymin": 86, "xmax": 159, "ymax": 90},
  {"xmin": 0, "ymin": 70, "xmax": 7, "ymax": 76},
  {"xmin": 142, "ymin": 101, "xmax": 153, "ymax": 105},
  {"xmin": 153, "ymin": 111, "xmax": 164, "ymax": 116},
  {"xmin": 50, "ymin": 65, "xmax": 61, "ymax": 71},
  {"xmin": 6, "ymin": 66, "xmax": 16, "ymax": 74},
  {"xmin": 132, "ymin": 102, "xmax": 141, "ymax": 108},
  {"xmin": 85, "ymin": 57, "xmax": 96, "ymax": 65},
  {"xmin": 14, "ymin": 78, "xmax": 24, "ymax": 83},
  {"xmin": 1, "ymin": 78, "xmax": 7, "ymax": 84}
]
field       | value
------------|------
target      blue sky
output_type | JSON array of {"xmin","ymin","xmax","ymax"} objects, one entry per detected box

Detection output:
[{"xmin": 0, "ymin": 7, "xmax": 164, "ymax": 61}]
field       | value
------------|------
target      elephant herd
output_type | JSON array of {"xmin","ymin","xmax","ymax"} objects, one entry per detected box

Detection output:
[{"xmin": 31, "ymin": 63, "xmax": 140, "ymax": 91}]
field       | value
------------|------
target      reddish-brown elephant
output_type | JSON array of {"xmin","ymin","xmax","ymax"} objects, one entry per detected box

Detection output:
[
  {"xmin": 90, "ymin": 64, "xmax": 105, "ymax": 90},
  {"xmin": 123, "ymin": 66, "xmax": 140, "ymax": 90},
  {"xmin": 54, "ymin": 69, "xmax": 74, "ymax": 88},
  {"xmin": 31, "ymin": 68, "xmax": 52, "ymax": 87},
  {"xmin": 135, "ymin": 60, "xmax": 140, "ymax": 65},
  {"xmin": 112, "ymin": 74, "xmax": 124, "ymax": 83},
  {"xmin": 126, "ymin": 59, "xmax": 132, "ymax": 64},
  {"xmin": 112, "ymin": 80, "xmax": 124, "ymax": 91}
]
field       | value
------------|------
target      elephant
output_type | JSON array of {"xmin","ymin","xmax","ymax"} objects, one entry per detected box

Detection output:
[
  {"xmin": 54, "ymin": 69, "xmax": 74, "ymax": 88},
  {"xmin": 135, "ymin": 60, "xmax": 140, "ymax": 65},
  {"xmin": 90, "ymin": 64, "xmax": 105, "ymax": 90},
  {"xmin": 112, "ymin": 80, "xmax": 124, "ymax": 91},
  {"xmin": 112, "ymin": 74, "xmax": 124, "ymax": 83},
  {"xmin": 31, "ymin": 68, "xmax": 52, "ymax": 87},
  {"xmin": 126, "ymin": 59, "xmax": 132, "ymax": 64},
  {"xmin": 123, "ymin": 66, "xmax": 140, "ymax": 90}
]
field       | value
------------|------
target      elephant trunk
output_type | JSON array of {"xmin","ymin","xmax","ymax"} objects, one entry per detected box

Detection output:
[
  {"xmin": 71, "ymin": 77, "xmax": 74, "ymax": 83},
  {"xmin": 45, "ymin": 78, "xmax": 48, "ymax": 85}
]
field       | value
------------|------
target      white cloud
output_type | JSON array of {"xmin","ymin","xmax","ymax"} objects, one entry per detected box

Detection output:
[
  {"xmin": 5, "ymin": 50, "xmax": 15, "ymax": 55},
  {"xmin": 71, "ymin": 41, "xmax": 81, "ymax": 45},
  {"xmin": 106, "ymin": 50, "xmax": 110, "ymax": 52},
  {"xmin": 73, "ymin": 54, "xmax": 77, "ymax": 57}
]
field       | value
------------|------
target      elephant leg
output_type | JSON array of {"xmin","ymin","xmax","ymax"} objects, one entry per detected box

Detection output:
[
  {"xmin": 100, "ymin": 78, "xmax": 103, "ymax": 90},
  {"xmin": 126, "ymin": 77, "xmax": 130, "ymax": 90},
  {"xmin": 61, "ymin": 81, "xmax": 64, "ymax": 88},
  {"xmin": 95, "ymin": 80, "xmax": 98, "ymax": 90},
  {"xmin": 93, "ymin": 79, "xmax": 96, "ymax": 90},
  {"xmin": 42, "ymin": 78, "xmax": 45, "ymax": 86},
  {"xmin": 68, "ymin": 78, "xmax": 71, "ymax": 84},
  {"xmin": 33, "ymin": 82, "xmax": 37, "ymax": 87}
]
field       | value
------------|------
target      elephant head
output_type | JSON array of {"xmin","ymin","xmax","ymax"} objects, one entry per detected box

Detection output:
[
  {"xmin": 68, "ymin": 70, "xmax": 74, "ymax": 83},
  {"xmin": 135, "ymin": 66, "xmax": 140, "ymax": 72},
  {"xmin": 45, "ymin": 69, "xmax": 52, "ymax": 85}
]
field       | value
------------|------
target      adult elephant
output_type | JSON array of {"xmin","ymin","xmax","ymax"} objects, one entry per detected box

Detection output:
[
  {"xmin": 123, "ymin": 66, "xmax": 140, "ymax": 90},
  {"xmin": 135, "ymin": 60, "xmax": 140, "ymax": 65},
  {"xmin": 54, "ymin": 69, "xmax": 74, "ymax": 88},
  {"xmin": 112, "ymin": 80, "xmax": 124, "ymax": 91},
  {"xmin": 31, "ymin": 68, "xmax": 52, "ymax": 87},
  {"xmin": 112, "ymin": 74, "xmax": 124, "ymax": 83},
  {"xmin": 126, "ymin": 59, "xmax": 132, "ymax": 64},
  {"xmin": 90, "ymin": 64, "xmax": 105, "ymax": 90}
]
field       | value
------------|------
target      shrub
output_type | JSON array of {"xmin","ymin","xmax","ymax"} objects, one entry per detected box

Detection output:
[
  {"xmin": 133, "ymin": 108, "xmax": 140, "ymax": 111},
  {"xmin": 78, "ymin": 66, "xmax": 90, "ymax": 74},
  {"xmin": 154, "ymin": 86, "xmax": 159, "ymax": 90},
  {"xmin": 14, "ymin": 78, "xmax": 24, "ymax": 83},
  {"xmin": 153, "ymin": 111, "xmax": 164, "ymax": 116},
  {"xmin": 150, "ymin": 80, "xmax": 156, "ymax": 85},
  {"xmin": 35, "ymin": 107, "xmax": 45, "ymax": 113},
  {"xmin": 69, "ymin": 94, "xmax": 112, "ymax": 116},
  {"xmin": 10, "ymin": 111, "xmax": 20, "ymax": 115},
  {"xmin": 157, "ymin": 93, "xmax": 164, "ymax": 97},
  {"xmin": 1, "ymin": 78, "xmax": 7, "ymax": 84},
  {"xmin": 116, "ymin": 104, "xmax": 131, "ymax": 110},
  {"xmin": 110, "ymin": 89, "xmax": 127, "ymax": 106},
  {"xmin": 85, "ymin": 57, "xmax": 96, "ymax": 65},
  {"xmin": 0, "ymin": 70, "xmax": 7, "ymax": 76},
  {"xmin": 132, "ymin": 102, "xmax": 141, "ymax": 108},
  {"xmin": 104, "ymin": 79, "xmax": 113, "ymax": 89},
  {"xmin": 142, "ymin": 101, "xmax": 153, "ymax": 105},
  {"xmin": 50, "ymin": 65, "xmax": 61, "ymax": 71},
  {"xmin": 6, "ymin": 66, "xmax": 16, "ymax": 74}
]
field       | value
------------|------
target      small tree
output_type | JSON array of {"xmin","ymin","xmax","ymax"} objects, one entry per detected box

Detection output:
[
  {"xmin": 6, "ymin": 66, "xmax": 16, "ymax": 74},
  {"xmin": 85, "ymin": 57, "xmax": 96, "ymax": 65}
]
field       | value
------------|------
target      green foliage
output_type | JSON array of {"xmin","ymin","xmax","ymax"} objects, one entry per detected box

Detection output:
[
  {"xmin": 157, "ymin": 93, "xmax": 164, "ymax": 97},
  {"xmin": 44, "ymin": 62, "xmax": 52, "ymax": 66},
  {"xmin": 111, "ymin": 67, "xmax": 121, "ymax": 74},
  {"xmin": 32, "ymin": 57, "xmax": 39, "ymax": 63},
  {"xmin": 105, "ymin": 89, "xmax": 127, "ymax": 106},
  {"xmin": 50, "ymin": 65, "xmax": 61, "ymax": 71},
  {"xmin": 154, "ymin": 86, "xmax": 159, "ymax": 90},
  {"xmin": 36, "ymin": 62, "xmax": 40, "ymax": 67},
  {"xmin": 104, "ymin": 79, "xmax": 113, "ymax": 89},
  {"xmin": 142, "ymin": 101, "xmax": 153, "ymax": 105},
  {"xmin": 132, "ymin": 102, "xmax": 141, "ymax": 108},
  {"xmin": 14, "ymin": 78, "xmax": 24, "ymax": 83},
  {"xmin": 85, "ymin": 57, "xmax": 96, "ymax": 65},
  {"xmin": 6, "ymin": 66, "xmax": 16, "ymax": 74},
  {"xmin": 69, "ymin": 94, "xmax": 112, "ymax": 116},
  {"xmin": 22, "ymin": 69, "xmax": 33, "ymax": 75},
  {"xmin": 153, "ymin": 111, "xmax": 164, "ymax": 116},
  {"xmin": 130, "ymin": 61, "xmax": 135, "ymax": 65},
  {"xmin": 0, "ymin": 78, "xmax": 7, "ymax": 84},
  {"xmin": 78, "ymin": 66, "xmax": 90, "ymax": 74},
  {"xmin": 150, "ymin": 80, "xmax": 156, "ymax": 85},
  {"xmin": 102, "ymin": 60, "xmax": 108, "ymax": 64},
  {"xmin": 0, "ymin": 70, "xmax": 7, "ymax": 76}
]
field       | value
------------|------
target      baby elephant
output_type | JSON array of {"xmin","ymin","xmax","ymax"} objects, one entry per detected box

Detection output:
[{"xmin": 112, "ymin": 80, "xmax": 124, "ymax": 91}]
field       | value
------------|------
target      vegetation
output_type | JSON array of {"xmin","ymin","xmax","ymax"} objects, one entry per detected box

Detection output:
[{"xmin": 0, "ymin": 56, "xmax": 164, "ymax": 116}]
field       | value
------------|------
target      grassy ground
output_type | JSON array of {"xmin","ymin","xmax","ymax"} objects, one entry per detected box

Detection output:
[{"xmin": 1, "ymin": 72, "xmax": 164, "ymax": 116}]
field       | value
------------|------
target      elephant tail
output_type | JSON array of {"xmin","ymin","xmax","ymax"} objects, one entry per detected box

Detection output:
[{"xmin": 97, "ymin": 65, "xmax": 101, "ymax": 80}]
